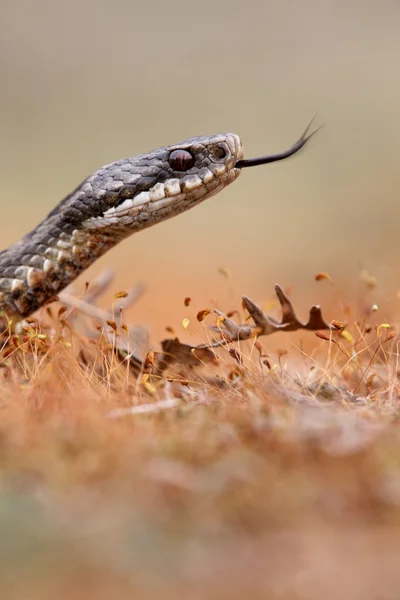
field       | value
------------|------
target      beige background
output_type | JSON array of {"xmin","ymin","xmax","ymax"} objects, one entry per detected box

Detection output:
[{"xmin": 1, "ymin": 0, "xmax": 400, "ymax": 339}]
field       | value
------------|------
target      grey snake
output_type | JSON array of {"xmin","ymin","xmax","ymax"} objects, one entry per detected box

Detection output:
[{"xmin": 0, "ymin": 122, "xmax": 317, "ymax": 322}]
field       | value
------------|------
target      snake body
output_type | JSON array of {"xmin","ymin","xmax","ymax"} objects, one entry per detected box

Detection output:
[{"xmin": 0, "ymin": 126, "xmax": 314, "ymax": 322}]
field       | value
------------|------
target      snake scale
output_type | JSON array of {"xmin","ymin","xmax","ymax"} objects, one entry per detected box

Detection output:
[{"xmin": 0, "ymin": 122, "xmax": 317, "ymax": 322}]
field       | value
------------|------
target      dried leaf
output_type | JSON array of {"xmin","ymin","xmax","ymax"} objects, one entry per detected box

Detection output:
[
  {"xmin": 197, "ymin": 309, "xmax": 211, "ymax": 322},
  {"xmin": 228, "ymin": 366, "xmax": 243, "ymax": 381},
  {"xmin": 113, "ymin": 291, "xmax": 129, "ymax": 300},
  {"xmin": 121, "ymin": 324, "xmax": 129, "ymax": 334},
  {"xmin": 58, "ymin": 306, "xmax": 68, "ymax": 318},
  {"xmin": 366, "ymin": 373, "xmax": 376, "ymax": 387},
  {"xmin": 229, "ymin": 348, "xmax": 243, "ymax": 364},
  {"xmin": 106, "ymin": 320, "xmax": 117, "ymax": 332},
  {"xmin": 145, "ymin": 351, "xmax": 157, "ymax": 368},
  {"xmin": 254, "ymin": 341, "xmax": 263, "ymax": 355},
  {"xmin": 25, "ymin": 317, "xmax": 38, "ymax": 325},
  {"xmin": 315, "ymin": 272, "xmax": 333, "ymax": 283},
  {"xmin": 182, "ymin": 318, "xmax": 190, "ymax": 331},
  {"xmin": 227, "ymin": 310, "xmax": 239, "ymax": 318},
  {"xmin": 184, "ymin": 297, "xmax": 191, "ymax": 307},
  {"xmin": 316, "ymin": 331, "xmax": 331, "ymax": 341}
]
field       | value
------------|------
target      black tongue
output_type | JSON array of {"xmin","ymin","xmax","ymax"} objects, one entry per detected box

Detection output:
[{"xmin": 235, "ymin": 118, "xmax": 321, "ymax": 169}]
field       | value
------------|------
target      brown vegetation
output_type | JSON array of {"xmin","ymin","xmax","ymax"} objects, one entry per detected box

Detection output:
[{"xmin": 1, "ymin": 270, "xmax": 400, "ymax": 599}]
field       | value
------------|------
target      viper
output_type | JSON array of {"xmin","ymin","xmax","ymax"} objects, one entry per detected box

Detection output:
[{"xmin": 0, "ymin": 121, "xmax": 317, "ymax": 321}]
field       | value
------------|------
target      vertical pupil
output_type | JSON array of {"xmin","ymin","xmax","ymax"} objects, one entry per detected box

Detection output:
[{"xmin": 169, "ymin": 149, "xmax": 194, "ymax": 171}]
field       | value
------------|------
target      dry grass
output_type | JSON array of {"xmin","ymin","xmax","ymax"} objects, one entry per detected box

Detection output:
[{"xmin": 1, "ymin": 271, "xmax": 400, "ymax": 599}]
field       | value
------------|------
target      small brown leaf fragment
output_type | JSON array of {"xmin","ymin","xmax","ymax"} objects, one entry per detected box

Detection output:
[
  {"xmin": 366, "ymin": 373, "xmax": 376, "ymax": 388},
  {"xmin": 58, "ymin": 306, "xmax": 68, "ymax": 318},
  {"xmin": 228, "ymin": 366, "xmax": 243, "ymax": 381},
  {"xmin": 316, "ymin": 331, "xmax": 331, "ymax": 341},
  {"xmin": 184, "ymin": 297, "xmax": 191, "ymax": 307},
  {"xmin": 121, "ymin": 324, "xmax": 129, "ymax": 334},
  {"xmin": 229, "ymin": 348, "xmax": 243, "ymax": 364},
  {"xmin": 254, "ymin": 341, "xmax": 263, "ymax": 355},
  {"xmin": 315, "ymin": 272, "xmax": 333, "ymax": 283},
  {"xmin": 106, "ymin": 320, "xmax": 117, "ymax": 332},
  {"xmin": 263, "ymin": 358, "xmax": 272, "ymax": 369},
  {"xmin": 197, "ymin": 309, "xmax": 211, "ymax": 322},
  {"xmin": 25, "ymin": 317, "xmax": 38, "ymax": 325},
  {"xmin": 145, "ymin": 351, "xmax": 157, "ymax": 368},
  {"xmin": 331, "ymin": 320, "xmax": 344, "ymax": 330},
  {"xmin": 227, "ymin": 310, "xmax": 239, "ymax": 318},
  {"xmin": 165, "ymin": 326, "xmax": 175, "ymax": 335},
  {"xmin": 60, "ymin": 319, "xmax": 72, "ymax": 332},
  {"xmin": 113, "ymin": 291, "xmax": 129, "ymax": 300}
]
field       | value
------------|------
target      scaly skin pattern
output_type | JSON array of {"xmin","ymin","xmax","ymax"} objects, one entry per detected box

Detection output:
[{"xmin": 0, "ymin": 134, "xmax": 243, "ymax": 320}]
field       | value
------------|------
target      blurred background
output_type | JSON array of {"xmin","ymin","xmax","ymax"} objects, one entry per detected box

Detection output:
[
  {"xmin": 2, "ymin": 4, "xmax": 400, "ymax": 598},
  {"xmin": 1, "ymin": 0, "xmax": 400, "ymax": 339}
]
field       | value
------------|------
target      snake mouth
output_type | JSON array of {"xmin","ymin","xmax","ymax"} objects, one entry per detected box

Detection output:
[{"xmin": 235, "ymin": 117, "xmax": 321, "ymax": 169}]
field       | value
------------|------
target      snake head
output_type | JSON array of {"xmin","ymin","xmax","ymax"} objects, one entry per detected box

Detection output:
[
  {"xmin": 0, "ymin": 124, "xmax": 318, "ymax": 321},
  {"xmin": 77, "ymin": 133, "xmax": 244, "ymax": 236}
]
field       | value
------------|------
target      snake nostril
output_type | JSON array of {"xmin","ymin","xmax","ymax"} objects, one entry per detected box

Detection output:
[
  {"xmin": 169, "ymin": 149, "xmax": 195, "ymax": 171},
  {"xmin": 208, "ymin": 145, "xmax": 227, "ymax": 161}
]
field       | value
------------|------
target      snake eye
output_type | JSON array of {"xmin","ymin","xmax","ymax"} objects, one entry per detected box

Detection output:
[{"xmin": 169, "ymin": 149, "xmax": 195, "ymax": 171}]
